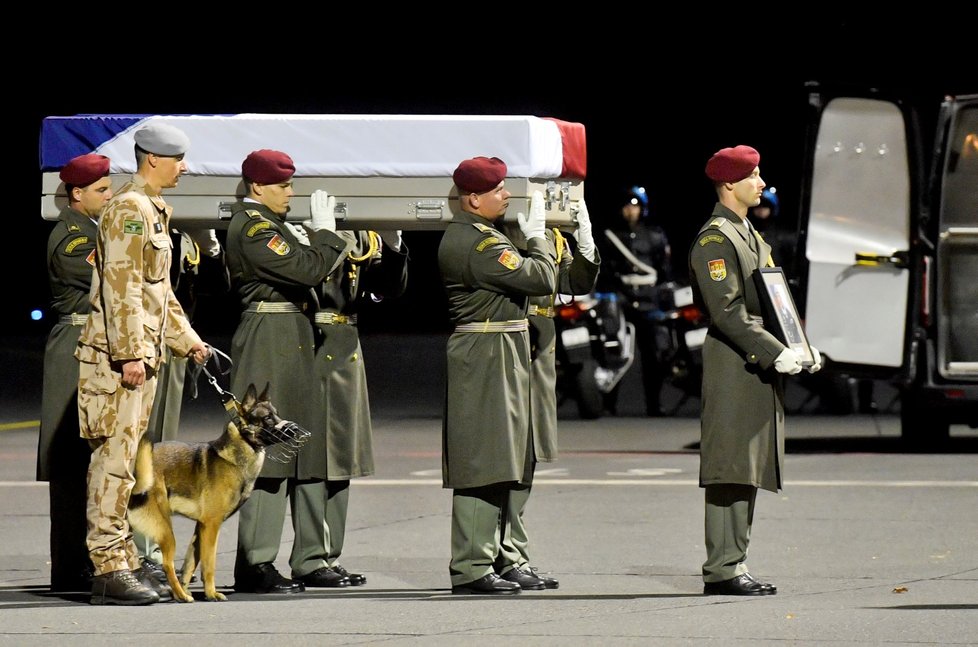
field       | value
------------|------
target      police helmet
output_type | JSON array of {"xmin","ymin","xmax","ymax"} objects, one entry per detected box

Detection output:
[
  {"xmin": 623, "ymin": 185, "xmax": 649, "ymax": 218},
  {"xmin": 759, "ymin": 187, "xmax": 780, "ymax": 217}
]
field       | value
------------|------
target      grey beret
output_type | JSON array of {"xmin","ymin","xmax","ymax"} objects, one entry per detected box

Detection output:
[{"xmin": 134, "ymin": 123, "xmax": 190, "ymax": 156}]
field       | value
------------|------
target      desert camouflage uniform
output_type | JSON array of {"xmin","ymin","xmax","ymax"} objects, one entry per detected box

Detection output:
[
  {"xmin": 37, "ymin": 206, "xmax": 99, "ymax": 586},
  {"xmin": 75, "ymin": 174, "xmax": 202, "ymax": 577}
]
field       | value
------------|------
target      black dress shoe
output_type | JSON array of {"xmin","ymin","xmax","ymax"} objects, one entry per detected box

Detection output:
[
  {"xmin": 297, "ymin": 566, "xmax": 350, "ymax": 588},
  {"xmin": 528, "ymin": 566, "xmax": 559, "ymax": 589},
  {"xmin": 331, "ymin": 564, "xmax": 366, "ymax": 586},
  {"xmin": 703, "ymin": 573, "xmax": 776, "ymax": 596},
  {"xmin": 500, "ymin": 567, "xmax": 545, "ymax": 591},
  {"xmin": 139, "ymin": 558, "xmax": 166, "ymax": 582},
  {"xmin": 234, "ymin": 562, "xmax": 305, "ymax": 594},
  {"xmin": 452, "ymin": 573, "xmax": 521, "ymax": 595},
  {"xmin": 743, "ymin": 573, "xmax": 777, "ymax": 593}
]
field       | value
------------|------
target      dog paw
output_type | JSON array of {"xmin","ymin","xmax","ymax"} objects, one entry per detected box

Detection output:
[{"xmin": 205, "ymin": 591, "xmax": 228, "ymax": 602}]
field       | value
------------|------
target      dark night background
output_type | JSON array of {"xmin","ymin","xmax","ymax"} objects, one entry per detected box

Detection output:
[{"xmin": 12, "ymin": 20, "xmax": 972, "ymax": 345}]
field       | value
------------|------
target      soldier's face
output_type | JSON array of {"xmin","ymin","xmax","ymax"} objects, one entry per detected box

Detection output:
[
  {"xmin": 733, "ymin": 167, "xmax": 765, "ymax": 208},
  {"xmin": 480, "ymin": 182, "xmax": 511, "ymax": 221},
  {"xmin": 259, "ymin": 181, "xmax": 295, "ymax": 215},
  {"xmin": 156, "ymin": 154, "xmax": 187, "ymax": 189},
  {"xmin": 75, "ymin": 177, "xmax": 114, "ymax": 220}
]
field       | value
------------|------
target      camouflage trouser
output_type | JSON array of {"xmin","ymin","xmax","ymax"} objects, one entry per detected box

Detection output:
[{"xmin": 78, "ymin": 355, "xmax": 158, "ymax": 576}]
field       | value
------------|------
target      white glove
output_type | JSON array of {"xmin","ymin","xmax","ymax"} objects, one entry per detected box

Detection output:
[
  {"xmin": 807, "ymin": 346, "xmax": 823, "ymax": 373},
  {"xmin": 572, "ymin": 199, "xmax": 596, "ymax": 262},
  {"xmin": 516, "ymin": 190, "xmax": 547, "ymax": 241},
  {"xmin": 305, "ymin": 189, "xmax": 336, "ymax": 232},
  {"xmin": 377, "ymin": 230, "xmax": 402, "ymax": 252},
  {"xmin": 185, "ymin": 228, "xmax": 221, "ymax": 258},
  {"xmin": 283, "ymin": 222, "xmax": 310, "ymax": 246},
  {"xmin": 774, "ymin": 348, "xmax": 803, "ymax": 375}
]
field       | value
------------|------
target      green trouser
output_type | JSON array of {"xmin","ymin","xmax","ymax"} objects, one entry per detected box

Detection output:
[
  {"xmin": 495, "ymin": 482, "xmax": 531, "ymax": 575},
  {"xmin": 234, "ymin": 477, "xmax": 350, "ymax": 579},
  {"xmin": 324, "ymin": 481, "xmax": 350, "ymax": 566},
  {"xmin": 450, "ymin": 483, "xmax": 511, "ymax": 586},
  {"xmin": 135, "ymin": 353, "xmax": 187, "ymax": 566},
  {"xmin": 702, "ymin": 483, "xmax": 757, "ymax": 583}
]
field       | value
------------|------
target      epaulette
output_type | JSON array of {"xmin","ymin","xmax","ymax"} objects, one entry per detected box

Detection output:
[
  {"xmin": 472, "ymin": 223, "xmax": 494, "ymax": 234},
  {"xmin": 67, "ymin": 223, "xmax": 80, "ymax": 232},
  {"xmin": 245, "ymin": 209, "xmax": 263, "ymax": 219},
  {"xmin": 709, "ymin": 218, "xmax": 724, "ymax": 228}
]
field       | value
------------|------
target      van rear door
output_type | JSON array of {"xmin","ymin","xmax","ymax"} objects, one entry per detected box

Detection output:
[{"xmin": 799, "ymin": 92, "xmax": 919, "ymax": 375}]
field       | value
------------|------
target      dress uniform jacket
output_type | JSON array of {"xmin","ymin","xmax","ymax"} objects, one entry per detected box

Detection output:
[
  {"xmin": 225, "ymin": 202, "xmax": 351, "ymax": 479},
  {"xmin": 688, "ymin": 203, "xmax": 786, "ymax": 492},
  {"xmin": 37, "ymin": 207, "xmax": 97, "ymax": 480},
  {"xmin": 313, "ymin": 230, "xmax": 408, "ymax": 479},
  {"xmin": 528, "ymin": 230, "xmax": 600, "ymax": 462},
  {"xmin": 75, "ymin": 175, "xmax": 202, "ymax": 415},
  {"xmin": 438, "ymin": 212, "xmax": 557, "ymax": 490}
]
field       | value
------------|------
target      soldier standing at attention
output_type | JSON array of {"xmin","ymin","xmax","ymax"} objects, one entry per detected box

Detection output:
[
  {"xmin": 689, "ymin": 145, "xmax": 821, "ymax": 596},
  {"xmin": 226, "ymin": 150, "xmax": 353, "ymax": 595},
  {"xmin": 38, "ymin": 154, "xmax": 113, "ymax": 593},
  {"xmin": 438, "ymin": 156, "xmax": 557, "ymax": 594},
  {"xmin": 76, "ymin": 123, "xmax": 211, "ymax": 605}
]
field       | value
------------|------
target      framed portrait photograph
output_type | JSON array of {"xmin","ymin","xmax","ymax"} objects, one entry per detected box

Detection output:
[{"xmin": 752, "ymin": 267, "xmax": 815, "ymax": 367}]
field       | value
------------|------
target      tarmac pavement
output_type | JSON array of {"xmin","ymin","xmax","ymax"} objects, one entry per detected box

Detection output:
[{"xmin": 1, "ymin": 333, "xmax": 977, "ymax": 646}]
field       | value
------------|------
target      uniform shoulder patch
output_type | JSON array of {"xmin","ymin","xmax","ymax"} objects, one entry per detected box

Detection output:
[
  {"xmin": 246, "ymin": 209, "xmax": 263, "ymax": 219},
  {"xmin": 123, "ymin": 220, "xmax": 144, "ymax": 235},
  {"xmin": 85, "ymin": 249, "xmax": 96, "ymax": 267},
  {"xmin": 476, "ymin": 236, "xmax": 501, "ymax": 252},
  {"xmin": 266, "ymin": 234, "xmax": 291, "ymax": 256},
  {"xmin": 247, "ymin": 221, "xmax": 272, "ymax": 237},
  {"xmin": 708, "ymin": 258, "xmax": 727, "ymax": 281},
  {"xmin": 472, "ymin": 223, "xmax": 494, "ymax": 234},
  {"xmin": 698, "ymin": 234, "xmax": 725, "ymax": 246},
  {"xmin": 64, "ymin": 236, "xmax": 89, "ymax": 254},
  {"xmin": 497, "ymin": 248, "xmax": 522, "ymax": 270}
]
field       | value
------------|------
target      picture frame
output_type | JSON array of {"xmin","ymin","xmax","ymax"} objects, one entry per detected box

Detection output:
[{"xmin": 752, "ymin": 267, "xmax": 815, "ymax": 367}]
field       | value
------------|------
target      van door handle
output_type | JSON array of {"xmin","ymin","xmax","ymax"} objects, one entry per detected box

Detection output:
[{"xmin": 854, "ymin": 250, "xmax": 909, "ymax": 268}]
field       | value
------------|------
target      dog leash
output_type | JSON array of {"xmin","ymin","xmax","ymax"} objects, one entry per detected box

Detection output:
[{"xmin": 188, "ymin": 346, "xmax": 239, "ymax": 412}]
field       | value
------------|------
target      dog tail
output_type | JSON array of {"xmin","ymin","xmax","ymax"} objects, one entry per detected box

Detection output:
[{"xmin": 133, "ymin": 436, "xmax": 155, "ymax": 495}]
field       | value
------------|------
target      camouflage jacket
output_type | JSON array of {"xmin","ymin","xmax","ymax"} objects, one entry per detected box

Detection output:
[{"xmin": 76, "ymin": 174, "xmax": 201, "ymax": 367}]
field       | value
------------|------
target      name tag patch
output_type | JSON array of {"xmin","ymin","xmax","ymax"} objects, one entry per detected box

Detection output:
[{"xmin": 124, "ymin": 220, "xmax": 144, "ymax": 235}]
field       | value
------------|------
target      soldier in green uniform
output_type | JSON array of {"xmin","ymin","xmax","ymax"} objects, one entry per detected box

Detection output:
[
  {"xmin": 438, "ymin": 156, "xmax": 557, "ymax": 595},
  {"xmin": 310, "ymin": 214, "xmax": 408, "ymax": 588},
  {"xmin": 226, "ymin": 149, "xmax": 357, "ymax": 594},
  {"xmin": 37, "ymin": 154, "xmax": 113, "ymax": 593},
  {"xmin": 77, "ymin": 123, "xmax": 211, "ymax": 605},
  {"xmin": 689, "ymin": 145, "xmax": 822, "ymax": 596},
  {"xmin": 496, "ymin": 200, "xmax": 600, "ymax": 590}
]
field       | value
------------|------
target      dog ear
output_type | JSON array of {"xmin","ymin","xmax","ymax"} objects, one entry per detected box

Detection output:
[
  {"xmin": 242, "ymin": 384, "xmax": 258, "ymax": 410},
  {"xmin": 259, "ymin": 382, "xmax": 271, "ymax": 402}
]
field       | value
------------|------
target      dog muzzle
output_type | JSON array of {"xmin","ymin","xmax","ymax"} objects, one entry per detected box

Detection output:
[{"xmin": 260, "ymin": 420, "xmax": 313, "ymax": 464}]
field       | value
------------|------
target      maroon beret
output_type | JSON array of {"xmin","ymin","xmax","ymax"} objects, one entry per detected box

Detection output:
[
  {"xmin": 60, "ymin": 153, "xmax": 110, "ymax": 187},
  {"xmin": 242, "ymin": 149, "xmax": 296, "ymax": 184},
  {"xmin": 453, "ymin": 156, "xmax": 507, "ymax": 194},
  {"xmin": 705, "ymin": 145, "xmax": 760, "ymax": 183}
]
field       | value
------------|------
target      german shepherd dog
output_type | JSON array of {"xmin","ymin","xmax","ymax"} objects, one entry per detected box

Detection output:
[{"xmin": 129, "ymin": 383, "xmax": 279, "ymax": 602}]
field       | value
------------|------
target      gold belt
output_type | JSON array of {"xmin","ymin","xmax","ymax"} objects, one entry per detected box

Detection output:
[
  {"xmin": 59, "ymin": 313, "xmax": 88, "ymax": 326},
  {"xmin": 245, "ymin": 301, "xmax": 306, "ymax": 314},
  {"xmin": 314, "ymin": 312, "xmax": 357, "ymax": 325},
  {"xmin": 454, "ymin": 319, "xmax": 529, "ymax": 333},
  {"xmin": 528, "ymin": 305, "xmax": 555, "ymax": 318}
]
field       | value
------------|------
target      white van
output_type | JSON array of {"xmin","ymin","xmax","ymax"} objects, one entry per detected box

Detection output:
[{"xmin": 797, "ymin": 86, "xmax": 977, "ymax": 444}]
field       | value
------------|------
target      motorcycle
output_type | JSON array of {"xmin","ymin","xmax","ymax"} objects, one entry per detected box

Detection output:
[
  {"xmin": 554, "ymin": 291, "xmax": 636, "ymax": 419},
  {"xmin": 554, "ymin": 281, "xmax": 707, "ymax": 419}
]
